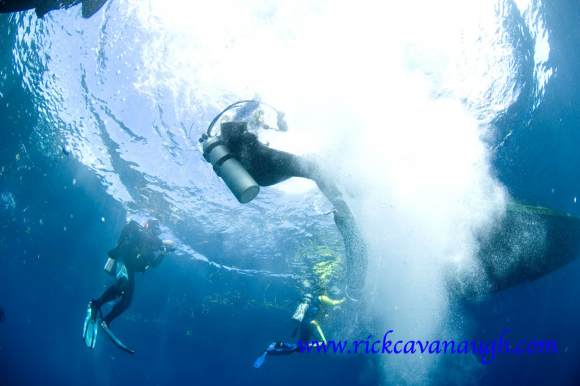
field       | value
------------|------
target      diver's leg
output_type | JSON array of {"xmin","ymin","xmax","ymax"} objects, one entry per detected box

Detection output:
[
  {"xmin": 251, "ymin": 145, "xmax": 320, "ymax": 186},
  {"xmin": 256, "ymin": 146, "xmax": 350, "ymax": 212},
  {"xmin": 84, "ymin": 277, "xmax": 125, "ymax": 348},
  {"xmin": 93, "ymin": 281, "xmax": 124, "ymax": 308},
  {"xmin": 283, "ymin": 152, "xmax": 354, "ymax": 216},
  {"xmin": 297, "ymin": 319, "xmax": 313, "ymax": 344},
  {"xmin": 102, "ymin": 274, "xmax": 134, "ymax": 325}
]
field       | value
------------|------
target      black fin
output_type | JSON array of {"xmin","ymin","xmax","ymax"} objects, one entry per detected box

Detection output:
[
  {"xmin": 81, "ymin": 0, "xmax": 107, "ymax": 18},
  {"xmin": 100, "ymin": 321, "xmax": 136, "ymax": 354}
]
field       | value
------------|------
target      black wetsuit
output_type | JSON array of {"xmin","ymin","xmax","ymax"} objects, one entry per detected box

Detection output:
[
  {"xmin": 93, "ymin": 221, "xmax": 164, "ymax": 325},
  {"xmin": 221, "ymin": 122, "xmax": 368, "ymax": 292},
  {"xmin": 220, "ymin": 122, "xmax": 317, "ymax": 186},
  {"xmin": 0, "ymin": 0, "xmax": 108, "ymax": 18},
  {"xmin": 0, "ymin": 0, "xmax": 80, "ymax": 16}
]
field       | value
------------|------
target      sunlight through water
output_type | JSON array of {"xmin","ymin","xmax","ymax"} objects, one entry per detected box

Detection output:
[{"xmin": 10, "ymin": 0, "xmax": 553, "ymax": 383}]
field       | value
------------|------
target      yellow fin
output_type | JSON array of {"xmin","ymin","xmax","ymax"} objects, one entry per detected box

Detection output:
[{"xmin": 318, "ymin": 295, "xmax": 345, "ymax": 306}]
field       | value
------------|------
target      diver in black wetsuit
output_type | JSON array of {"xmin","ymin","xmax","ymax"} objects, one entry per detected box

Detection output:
[
  {"xmin": 218, "ymin": 119, "xmax": 368, "ymax": 300},
  {"xmin": 0, "ymin": 0, "xmax": 108, "ymax": 18},
  {"xmin": 91, "ymin": 219, "xmax": 171, "ymax": 326},
  {"xmin": 82, "ymin": 219, "xmax": 174, "ymax": 353}
]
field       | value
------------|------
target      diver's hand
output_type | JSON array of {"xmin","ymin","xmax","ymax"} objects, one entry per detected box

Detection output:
[{"xmin": 161, "ymin": 239, "xmax": 176, "ymax": 254}]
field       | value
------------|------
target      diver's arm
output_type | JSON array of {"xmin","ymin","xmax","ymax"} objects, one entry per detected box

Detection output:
[
  {"xmin": 118, "ymin": 221, "xmax": 141, "ymax": 245},
  {"xmin": 146, "ymin": 240, "xmax": 175, "ymax": 269},
  {"xmin": 145, "ymin": 252, "xmax": 164, "ymax": 270},
  {"xmin": 150, "ymin": 254, "xmax": 164, "ymax": 269},
  {"xmin": 108, "ymin": 221, "xmax": 141, "ymax": 261}
]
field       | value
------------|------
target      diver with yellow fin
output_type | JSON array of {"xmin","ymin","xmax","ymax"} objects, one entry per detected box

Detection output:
[
  {"xmin": 253, "ymin": 285, "xmax": 346, "ymax": 368},
  {"xmin": 200, "ymin": 100, "xmax": 367, "ymax": 301},
  {"xmin": 254, "ymin": 246, "xmax": 346, "ymax": 368},
  {"xmin": 82, "ymin": 219, "xmax": 175, "ymax": 354}
]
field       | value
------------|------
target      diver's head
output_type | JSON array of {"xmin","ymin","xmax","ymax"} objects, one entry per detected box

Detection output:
[
  {"xmin": 220, "ymin": 121, "xmax": 248, "ymax": 143},
  {"xmin": 144, "ymin": 219, "xmax": 161, "ymax": 236}
]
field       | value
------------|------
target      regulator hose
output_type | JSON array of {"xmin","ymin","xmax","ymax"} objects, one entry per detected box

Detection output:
[{"xmin": 199, "ymin": 100, "xmax": 287, "ymax": 143}]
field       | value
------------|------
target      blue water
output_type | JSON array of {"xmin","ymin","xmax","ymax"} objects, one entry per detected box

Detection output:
[{"xmin": 1, "ymin": 1, "xmax": 580, "ymax": 385}]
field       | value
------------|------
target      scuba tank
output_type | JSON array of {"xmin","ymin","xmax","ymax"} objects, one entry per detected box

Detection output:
[
  {"xmin": 292, "ymin": 293, "xmax": 313, "ymax": 323},
  {"xmin": 199, "ymin": 100, "xmax": 288, "ymax": 204},
  {"xmin": 103, "ymin": 257, "xmax": 117, "ymax": 277},
  {"xmin": 202, "ymin": 134, "xmax": 260, "ymax": 204}
]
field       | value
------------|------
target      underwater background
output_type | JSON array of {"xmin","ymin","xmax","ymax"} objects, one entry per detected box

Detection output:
[{"xmin": 1, "ymin": 0, "xmax": 580, "ymax": 385}]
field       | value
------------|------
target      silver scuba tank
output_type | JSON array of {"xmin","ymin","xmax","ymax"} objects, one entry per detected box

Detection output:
[
  {"xmin": 202, "ymin": 136, "xmax": 260, "ymax": 204},
  {"xmin": 103, "ymin": 257, "xmax": 117, "ymax": 276},
  {"xmin": 292, "ymin": 293, "xmax": 313, "ymax": 323},
  {"xmin": 200, "ymin": 99, "xmax": 287, "ymax": 204}
]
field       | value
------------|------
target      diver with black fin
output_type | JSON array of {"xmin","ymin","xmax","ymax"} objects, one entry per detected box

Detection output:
[
  {"xmin": 83, "ymin": 219, "xmax": 175, "ymax": 354},
  {"xmin": 200, "ymin": 100, "xmax": 367, "ymax": 301},
  {"xmin": 0, "ymin": 0, "xmax": 109, "ymax": 18}
]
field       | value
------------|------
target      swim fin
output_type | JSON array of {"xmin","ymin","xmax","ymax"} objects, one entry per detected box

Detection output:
[
  {"xmin": 99, "ymin": 320, "xmax": 135, "ymax": 354},
  {"xmin": 253, "ymin": 351, "xmax": 268, "ymax": 369},
  {"xmin": 81, "ymin": 0, "xmax": 108, "ymax": 18},
  {"xmin": 82, "ymin": 301, "xmax": 99, "ymax": 349}
]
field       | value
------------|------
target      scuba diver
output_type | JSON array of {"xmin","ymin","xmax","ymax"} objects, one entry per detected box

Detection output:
[
  {"xmin": 0, "ymin": 305, "xmax": 5, "ymax": 323},
  {"xmin": 254, "ymin": 246, "xmax": 346, "ymax": 368},
  {"xmin": 82, "ymin": 219, "xmax": 174, "ymax": 354},
  {"xmin": 0, "ymin": 0, "xmax": 108, "ymax": 18},
  {"xmin": 253, "ymin": 293, "xmax": 345, "ymax": 368},
  {"xmin": 200, "ymin": 100, "xmax": 368, "ymax": 300}
]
